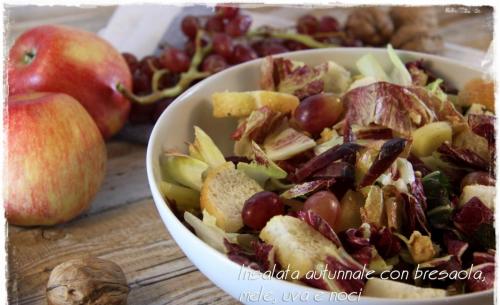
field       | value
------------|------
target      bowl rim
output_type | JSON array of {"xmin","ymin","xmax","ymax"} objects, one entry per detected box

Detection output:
[{"xmin": 146, "ymin": 47, "xmax": 492, "ymax": 302}]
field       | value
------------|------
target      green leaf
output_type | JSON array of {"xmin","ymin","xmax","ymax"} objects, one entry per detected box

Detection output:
[{"xmin": 422, "ymin": 171, "xmax": 451, "ymax": 210}]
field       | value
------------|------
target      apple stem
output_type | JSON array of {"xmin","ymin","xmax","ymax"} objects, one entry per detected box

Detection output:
[
  {"xmin": 247, "ymin": 28, "xmax": 339, "ymax": 48},
  {"xmin": 117, "ymin": 30, "xmax": 211, "ymax": 105}
]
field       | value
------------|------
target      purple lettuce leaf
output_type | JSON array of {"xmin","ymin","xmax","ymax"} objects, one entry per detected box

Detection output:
[
  {"xmin": 468, "ymin": 114, "xmax": 495, "ymax": 147},
  {"xmin": 325, "ymin": 256, "xmax": 366, "ymax": 293},
  {"xmin": 371, "ymin": 226, "xmax": 402, "ymax": 259},
  {"xmin": 294, "ymin": 142, "xmax": 360, "ymax": 182},
  {"xmin": 437, "ymin": 143, "xmax": 489, "ymax": 172},
  {"xmin": 224, "ymin": 239, "xmax": 261, "ymax": 271},
  {"xmin": 343, "ymin": 82, "xmax": 436, "ymax": 137},
  {"xmin": 224, "ymin": 239, "xmax": 280, "ymax": 273},
  {"xmin": 359, "ymin": 138, "xmax": 407, "ymax": 187},
  {"xmin": 401, "ymin": 193, "xmax": 431, "ymax": 236},
  {"xmin": 260, "ymin": 56, "xmax": 325, "ymax": 99},
  {"xmin": 355, "ymin": 126, "xmax": 394, "ymax": 140},
  {"xmin": 297, "ymin": 210, "xmax": 342, "ymax": 247},
  {"xmin": 280, "ymin": 179, "xmax": 335, "ymax": 199}
]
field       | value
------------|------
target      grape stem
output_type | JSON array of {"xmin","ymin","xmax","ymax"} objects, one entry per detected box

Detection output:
[
  {"xmin": 248, "ymin": 29, "xmax": 338, "ymax": 49},
  {"xmin": 117, "ymin": 30, "xmax": 211, "ymax": 105}
]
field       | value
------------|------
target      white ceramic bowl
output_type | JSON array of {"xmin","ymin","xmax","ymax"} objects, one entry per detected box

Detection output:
[{"xmin": 146, "ymin": 48, "xmax": 492, "ymax": 305}]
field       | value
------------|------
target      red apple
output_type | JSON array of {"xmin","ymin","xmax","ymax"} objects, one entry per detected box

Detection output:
[
  {"xmin": 5, "ymin": 92, "xmax": 107, "ymax": 226},
  {"xmin": 8, "ymin": 25, "xmax": 132, "ymax": 139}
]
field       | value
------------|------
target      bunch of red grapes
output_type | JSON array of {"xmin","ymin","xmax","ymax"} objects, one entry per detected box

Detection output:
[{"xmin": 122, "ymin": 5, "xmax": 358, "ymax": 124}]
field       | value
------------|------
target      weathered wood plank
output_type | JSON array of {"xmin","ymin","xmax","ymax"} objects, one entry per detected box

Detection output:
[
  {"xmin": 86, "ymin": 141, "xmax": 151, "ymax": 215},
  {"xmin": 7, "ymin": 199, "xmax": 239, "ymax": 305}
]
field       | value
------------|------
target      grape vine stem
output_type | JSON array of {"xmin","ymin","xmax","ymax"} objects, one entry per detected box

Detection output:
[{"xmin": 117, "ymin": 31, "xmax": 211, "ymax": 105}]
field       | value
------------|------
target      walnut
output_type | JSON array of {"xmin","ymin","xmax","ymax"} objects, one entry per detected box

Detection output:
[
  {"xmin": 47, "ymin": 257, "xmax": 129, "ymax": 305},
  {"xmin": 345, "ymin": 7, "xmax": 394, "ymax": 46},
  {"xmin": 390, "ymin": 7, "xmax": 438, "ymax": 29},
  {"xmin": 390, "ymin": 24, "xmax": 444, "ymax": 54}
]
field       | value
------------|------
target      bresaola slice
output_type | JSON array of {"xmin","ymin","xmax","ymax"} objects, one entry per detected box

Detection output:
[
  {"xmin": 466, "ymin": 263, "xmax": 494, "ymax": 292},
  {"xmin": 453, "ymin": 197, "xmax": 494, "ymax": 236}
]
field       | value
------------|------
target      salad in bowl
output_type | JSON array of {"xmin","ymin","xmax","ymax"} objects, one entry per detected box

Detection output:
[{"xmin": 154, "ymin": 45, "xmax": 495, "ymax": 300}]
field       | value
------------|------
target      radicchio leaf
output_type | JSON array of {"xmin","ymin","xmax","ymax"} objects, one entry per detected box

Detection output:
[
  {"xmin": 371, "ymin": 226, "xmax": 402, "ymax": 259},
  {"xmin": 339, "ymin": 226, "xmax": 372, "ymax": 265},
  {"xmin": 231, "ymin": 106, "xmax": 284, "ymax": 142},
  {"xmin": 224, "ymin": 239, "xmax": 280, "ymax": 273},
  {"xmin": 260, "ymin": 56, "xmax": 325, "ymax": 99},
  {"xmin": 411, "ymin": 178, "xmax": 427, "ymax": 210},
  {"xmin": 280, "ymin": 179, "xmax": 335, "ymax": 199},
  {"xmin": 437, "ymin": 143, "xmax": 489, "ymax": 171},
  {"xmin": 252, "ymin": 240, "xmax": 280, "ymax": 272},
  {"xmin": 343, "ymin": 82, "xmax": 436, "ymax": 137},
  {"xmin": 359, "ymin": 138, "xmax": 407, "ymax": 187},
  {"xmin": 324, "ymin": 255, "xmax": 366, "ymax": 293},
  {"xmin": 297, "ymin": 210, "xmax": 342, "ymax": 247},
  {"xmin": 355, "ymin": 126, "xmax": 394, "ymax": 140},
  {"xmin": 401, "ymin": 193, "xmax": 430, "ymax": 236},
  {"xmin": 468, "ymin": 114, "xmax": 495, "ymax": 147},
  {"xmin": 224, "ymin": 239, "xmax": 261, "ymax": 271},
  {"xmin": 294, "ymin": 143, "xmax": 360, "ymax": 182}
]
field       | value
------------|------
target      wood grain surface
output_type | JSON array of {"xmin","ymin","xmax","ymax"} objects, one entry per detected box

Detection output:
[{"xmin": 5, "ymin": 5, "xmax": 493, "ymax": 305}]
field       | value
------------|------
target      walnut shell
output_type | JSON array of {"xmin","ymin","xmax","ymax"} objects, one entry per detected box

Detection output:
[
  {"xmin": 345, "ymin": 7, "xmax": 394, "ymax": 46},
  {"xmin": 47, "ymin": 257, "xmax": 129, "ymax": 305},
  {"xmin": 390, "ymin": 24, "xmax": 444, "ymax": 54},
  {"xmin": 390, "ymin": 6, "xmax": 438, "ymax": 29}
]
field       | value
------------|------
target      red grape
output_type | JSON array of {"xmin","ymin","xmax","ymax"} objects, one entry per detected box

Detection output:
[
  {"xmin": 242, "ymin": 191, "xmax": 284, "ymax": 230},
  {"xmin": 122, "ymin": 52, "xmax": 139, "ymax": 72},
  {"xmin": 294, "ymin": 93, "xmax": 344, "ymax": 135},
  {"xmin": 215, "ymin": 5, "xmax": 240, "ymax": 20},
  {"xmin": 205, "ymin": 16, "xmax": 225, "ymax": 33},
  {"xmin": 138, "ymin": 55, "xmax": 161, "ymax": 77},
  {"xmin": 303, "ymin": 191, "xmax": 340, "ymax": 228},
  {"xmin": 152, "ymin": 98, "xmax": 174, "ymax": 122},
  {"xmin": 252, "ymin": 40, "xmax": 289, "ymax": 57},
  {"xmin": 284, "ymin": 40, "xmax": 308, "ymax": 51},
  {"xmin": 160, "ymin": 48, "xmax": 191, "ymax": 73},
  {"xmin": 129, "ymin": 102, "xmax": 155, "ymax": 124},
  {"xmin": 132, "ymin": 72, "xmax": 151, "ymax": 94},
  {"xmin": 202, "ymin": 54, "xmax": 229, "ymax": 74},
  {"xmin": 231, "ymin": 44, "xmax": 257, "ymax": 64},
  {"xmin": 317, "ymin": 16, "xmax": 339, "ymax": 33},
  {"xmin": 461, "ymin": 172, "xmax": 495, "ymax": 189},
  {"xmin": 181, "ymin": 15, "xmax": 200, "ymax": 39},
  {"xmin": 296, "ymin": 14, "xmax": 318, "ymax": 35},
  {"xmin": 212, "ymin": 33, "xmax": 234, "ymax": 59},
  {"xmin": 225, "ymin": 14, "xmax": 252, "ymax": 37}
]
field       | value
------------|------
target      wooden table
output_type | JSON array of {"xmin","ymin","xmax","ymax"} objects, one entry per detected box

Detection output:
[{"xmin": 6, "ymin": 5, "xmax": 493, "ymax": 305}]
